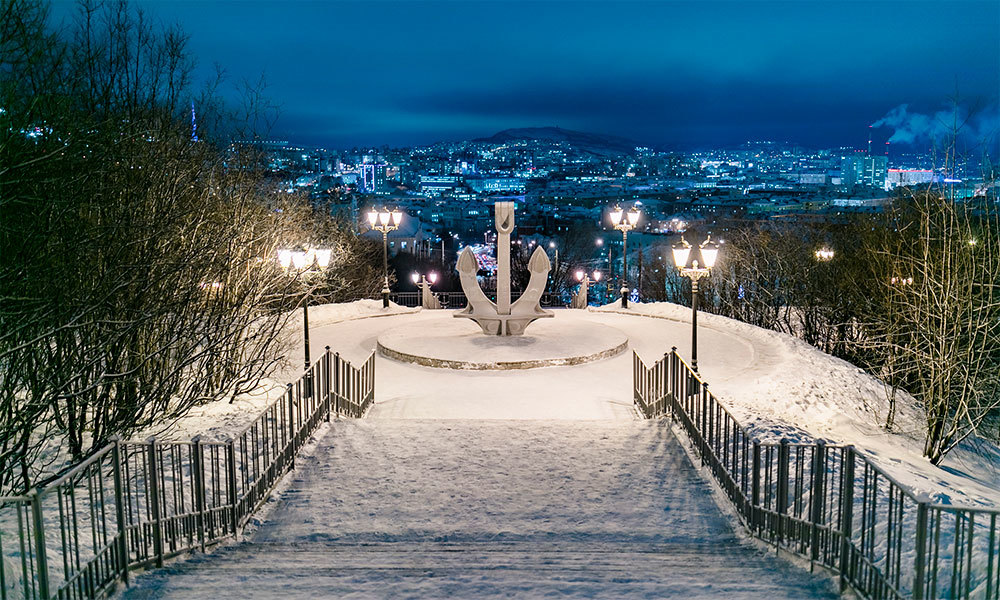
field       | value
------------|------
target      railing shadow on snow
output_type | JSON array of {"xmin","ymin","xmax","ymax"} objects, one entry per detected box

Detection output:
[
  {"xmin": 0, "ymin": 347, "xmax": 374, "ymax": 600},
  {"xmin": 634, "ymin": 348, "xmax": 1000, "ymax": 600}
]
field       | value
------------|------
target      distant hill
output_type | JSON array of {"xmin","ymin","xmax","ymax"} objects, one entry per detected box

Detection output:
[{"xmin": 473, "ymin": 126, "xmax": 638, "ymax": 154}]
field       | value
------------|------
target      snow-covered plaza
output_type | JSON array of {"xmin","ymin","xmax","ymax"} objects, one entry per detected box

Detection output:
[{"xmin": 119, "ymin": 303, "xmax": 1000, "ymax": 598}]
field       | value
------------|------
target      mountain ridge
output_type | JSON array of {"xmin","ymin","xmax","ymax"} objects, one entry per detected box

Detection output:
[{"xmin": 473, "ymin": 126, "xmax": 639, "ymax": 154}]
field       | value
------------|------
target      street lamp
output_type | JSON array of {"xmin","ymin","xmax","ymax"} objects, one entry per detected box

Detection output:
[
  {"xmin": 815, "ymin": 247, "xmax": 835, "ymax": 261},
  {"xmin": 367, "ymin": 207, "xmax": 403, "ymax": 308},
  {"xmin": 411, "ymin": 271, "xmax": 440, "ymax": 309},
  {"xmin": 609, "ymin": 204, "xmax": 640, "ymax": 308},
  {"xmin": 671, "ymin": 235, "xmax": 719, "ymax": 373},
  {"xmin": 571, "ymin": 269, "xmax": 602, "ymax": 308},
  {"xmin": 548, "ymin": 241, "xmax": 560, "ymax": 288},
  {"xmin": 277, "ymin": 247, "xmax": 332, "ymax": 394}
]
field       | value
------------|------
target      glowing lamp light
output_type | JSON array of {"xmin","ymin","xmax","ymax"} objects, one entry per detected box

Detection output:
[
  {"xmin": 291, "ymin": 251, "xmax": 307, "ymax": 270},
  {"xmin": 592, "ymin": 271, "xmax": 602, "ymax": 282},
  {"xmin": 411, "ymin": 272, "xmax": 420, "ymax": 284},
  {"xmin": 627, "ymin": 206, "xmax": 641, "ymax": 226},
  {"xmin": 575, "ymin": 270, "xmax": 585, "ymax": 282},
  {"xmin": 379, "ymin": 210, "xmax": 390, "ymax": 226},
  {"xmin": 367, "ymin": 210, "xmax": 378, "ymax": 227},
  {"xmin": 672, "ymin": 238, "xmax": 692, "ymax": 269},
  {"xmin": 277, "ymin": 249, "xmax": 293, "ymax": 269},
  {"xmin": 815, "ymin": 248, "xmax": 835, "ymax": 261},
  {"xmin": 314, "ymin": 249, "xmax": 332, "ymax": 269},
  {"xmin": 549, "ymin": 241, "xmax": 556, "ymax": 248},
  {"xmin": 699, "ymin": 237, "xmax": 719, "ymax": 269},
  {"xmin": 391, "ymin": 210, "xmax": 403, "ymax": 226},
  {"xmin": 428, "ymin": 272, "xmax": 438, "ymax": 284},
  {"xmin": 610, "ymin": 205, "xmax": 624, "ymax": 226}
]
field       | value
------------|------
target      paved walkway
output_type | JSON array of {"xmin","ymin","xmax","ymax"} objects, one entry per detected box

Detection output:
[{"xmin": 124, "ymin": 420, "xmax": 839, "ymax": 599}]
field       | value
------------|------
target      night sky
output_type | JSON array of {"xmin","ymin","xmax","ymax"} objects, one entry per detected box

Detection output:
[{"xmin": 56, "ymin": 0, "xmax": 1000, "ymax": 150}]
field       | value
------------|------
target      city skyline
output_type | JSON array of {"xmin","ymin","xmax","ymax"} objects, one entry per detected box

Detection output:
[{"xmin": 52, "ymin": 0, "xmax": 1000, "ymax": 151}]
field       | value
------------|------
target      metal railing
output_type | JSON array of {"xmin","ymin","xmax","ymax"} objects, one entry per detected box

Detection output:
[
  {"xmin": 634, "ymin": 348, "xmax": 1000, "ymax": 599},
  {"xmin": 0, "ymin": 347, "xmax": 375, "ymax": 600},
  {"xmin": 389, "ymin": 291, "xmax": 565, "ymax": 309}
]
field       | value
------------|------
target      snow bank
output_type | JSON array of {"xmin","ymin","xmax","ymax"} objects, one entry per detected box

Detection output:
[{"xmin": 594, "ymin": 302, "xmax": 1000, "ymax": 507}]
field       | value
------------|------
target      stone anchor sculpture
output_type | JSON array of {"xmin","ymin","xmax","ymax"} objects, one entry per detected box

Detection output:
[{"xmin": 455, "ymin": 201, "xmax": 553, "ymax": 335}]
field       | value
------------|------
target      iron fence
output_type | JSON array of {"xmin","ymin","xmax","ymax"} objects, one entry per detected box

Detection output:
[
  {"xmin": 0, "ymin": 347, "xmax": 375, "ymax": 600},
  {"xmin": 634, "ymin": 348, "xmax": 1000, "ymax": 599},
  {"xmin": 389, "ymin": 291, "xmax": 565, "ymax": 309}
]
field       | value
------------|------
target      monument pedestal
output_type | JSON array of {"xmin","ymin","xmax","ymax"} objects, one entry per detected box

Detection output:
[{"xmin": 376, "ymin": 315, "xmax": 628, "ymax": 371}]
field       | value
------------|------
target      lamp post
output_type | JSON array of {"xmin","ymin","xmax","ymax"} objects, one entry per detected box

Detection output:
[
  {"xmin": 671, "ymin": 235, "xmax": 719, "ymax": 373},
  {"xmin": 410, "ymin": 271, "xmax": 440, "ymax": 309},
  {"xmin": 367, "ymin": 207, "xmax": 403, "ymax": 308},
  {"xmin": 609, "ymin": 204, "xmax": 640, "ymax": 308},
  {"xmin": 277, "ymin": 247, "xmax": 332, "ymax": 391},
  {"xmin": 572, "ymin": 269, "xmax": 601, "ymax": 308},
  {"xmin": 815, "ymin": 247, "xmax": 835, "ymax": 261}
]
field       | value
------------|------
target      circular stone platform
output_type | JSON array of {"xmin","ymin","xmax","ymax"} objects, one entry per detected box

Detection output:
[{"xmin": 376, "ymin": 315, "xmax": 629, "ymax": 370}]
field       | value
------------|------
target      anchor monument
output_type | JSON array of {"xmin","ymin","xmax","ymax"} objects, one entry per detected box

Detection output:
[{"xmin": 455, "ymin": 202, "xmax": 553, "ymax": 336}]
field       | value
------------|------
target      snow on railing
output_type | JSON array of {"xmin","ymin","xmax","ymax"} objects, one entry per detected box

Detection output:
[
  {"xmin": 0, "ymin": 347, "xmax": 375, "ymax": 600},
  {"xmin": 634, "ymin": 348, "xmax": 1000, "ymax": 600}
]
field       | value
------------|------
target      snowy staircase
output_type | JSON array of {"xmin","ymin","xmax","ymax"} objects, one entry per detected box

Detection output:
[{"xmin": 123, "ymin": 420, "xmax": 839, "ymax": 599}]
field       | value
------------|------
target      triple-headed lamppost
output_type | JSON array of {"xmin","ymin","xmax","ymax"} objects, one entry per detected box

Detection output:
[
  {"xmin": 671, "ymin": 235, "xmax": 720, "ymax": 373},
  {"xmin": 609, "ymin": 204, "xmax": 640, "ymax": 308},
  {"xmin": 277, "ymin": 247, "xmax": 332, "ymax": 393},
  {"xmin": 367, "ymin": 207, "xmax": 403, "ymax": 308}
]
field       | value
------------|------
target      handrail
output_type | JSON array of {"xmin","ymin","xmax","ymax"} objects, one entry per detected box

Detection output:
[
  {"xmin": 634, "ymin": 348, "xmax": 1000, "ymax": 600},
  {"xmin": 0, "ymin": 346, "xmax": 376, "ymax": 600}
]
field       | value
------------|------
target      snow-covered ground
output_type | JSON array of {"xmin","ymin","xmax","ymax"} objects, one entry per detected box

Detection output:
[
  {"xmin": 118, "ymin": 300, "xmax": 1000, "ymax": 599},
  {"xmin": 161, "ymin": 301, "xmax": 1000, "ymax": 506},
  {"xmin": 593, "ymin": 302, "xmax": 1000, "ymax": 508},
  {"xmin": 121, "ymin": 420, "xmax": 838, "ymax": 599},
  {"xmin": 148, "ymin": 300, "xmax": 417, "ymax": 441}
]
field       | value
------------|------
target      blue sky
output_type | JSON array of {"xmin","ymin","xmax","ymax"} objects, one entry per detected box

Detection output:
[{"xmin": 54, "ymin": 0, "xmax": 1000, "ymax": 149}]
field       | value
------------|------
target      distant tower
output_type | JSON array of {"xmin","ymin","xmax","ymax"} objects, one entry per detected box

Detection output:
[
  {"xmin": 191, "ymin": 102, "xmax": 198, "ymax": 142},
  {"xmin": 867, "ymin": 124, "xmax": 872, "ymax": 155}
]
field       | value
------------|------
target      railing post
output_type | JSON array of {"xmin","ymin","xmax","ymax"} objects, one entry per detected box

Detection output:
[
  {"xmin": 192, "ymin": 436, "xmax": 206, "ymax": 552},
  {"xmin": 111, "ymin": 437, "xmax": 130, "ymax": 584},
  {"xmin": 147, "ymin": 438, "xmax": 164, "ymax": 568},
  {"xmin": 28, "ymin": 488, "xmax": 50, "ymax": 599},
  {"xmin": 776, "ymin": 438, "xmax": 790, "ymax": 545},
  {"xmin": 913, "ymin": 501, "xmax": 929, "ymax": 600},
  {"xmin": 752, "ymin": 440, "xmax": 762, "ymax": 533},
  {"xmin": 662, "ymin": 352, "xmax": 670, "ymax": 418},
  {"xmin": 705, "ymin": 383, "xmax": 713, "ymax": 454},
  {"xmin": 809, "ymin": 440, "xmax": 826, "ymax": 566},
  {"xmin": 838, "ymin": 445, "xmax": 855, "ymax": 592},
  {"xmin": 334, "ymin": 352, "xmax": 342, "ymax": 416},
  {"xmin": 226, "ymin": 439, "xmax": 239, "ymax": 536},
  {"xmin": 287, "ymin": 384, "xmax": 296, "ymax": 470},
  {"xmin": 324, "ymin": 346, "xmax": 332, "ymax": 422},
  {"xmin": 700, "ymin": 382, "xmax": 709, "ymax": 465}
]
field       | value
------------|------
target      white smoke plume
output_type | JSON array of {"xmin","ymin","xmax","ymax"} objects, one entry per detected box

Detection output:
[{"xmin": 872, "ymin": 103, "xmax": 999, "ymax": 147}]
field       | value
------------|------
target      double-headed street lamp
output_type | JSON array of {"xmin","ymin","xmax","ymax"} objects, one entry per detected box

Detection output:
[
  {"xmin": 671, "ymin": 235, "xmax": 720, "ymax": 373},
  {"xmin": 411, "ymin": 271, "xmax": 440, "ymax": 309},
  {"xmin": 609, "ymin": 204, "xmax": 640, "ymax": 308},
  {"xmin": 277, "ymin": 247, "xmax": 332, "ymax": 393},
  {"xmin": 367, "ymin": 207, "xmax": 403, "ymax": 308},
  {"xmin": 571, "ymin": 269, "xmax": 602, "ymax": 308}
]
